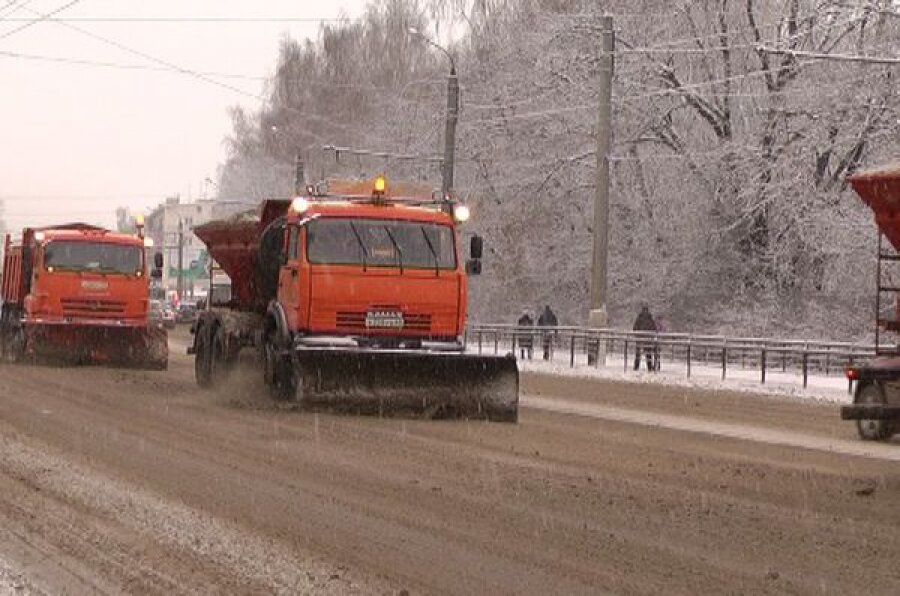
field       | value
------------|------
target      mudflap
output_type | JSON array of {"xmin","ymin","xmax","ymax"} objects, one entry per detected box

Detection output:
[
  {"xmin": 26, "ymin": 325, "xmax": 168, "ymax": 370},
  {"xmin": 294, "ymin": 349, "xmax": 520, "ymax": 422},
  {"xmin": 139, "ymin": 326, "xmax": 169, "ymax": 370}
]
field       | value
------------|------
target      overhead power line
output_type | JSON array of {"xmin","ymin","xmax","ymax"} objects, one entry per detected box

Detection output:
[
  {"xmin": 0, "ymin": 0, "xmax": 79, "ymax": 41},
  {"xmin": 11, "ymin": 5, "xmax": 386, "ymax": 141},
  {"xmin": 758, "ymin": 46, "xmax": 900, "ymax": 65},
  {"xmin": 0, "ymin": 16, "xmax": 353, "ymax": 22},
  {"xmin": 19, "ymin": 4, "xmax": 261, "ymax": 100},
  {"xmin": 0, "ymin": 49, "xmax": 409, "ymax": 93},
  {"xmin": 0, "ymin": 1, "xmax": 26, "ymax": 19},
  {"xmin": 0, "ymin": 49, "xmax": 266, "ymax": 80}
]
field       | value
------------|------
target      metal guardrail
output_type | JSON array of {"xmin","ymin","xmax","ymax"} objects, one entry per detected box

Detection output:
[{"xmin": 466, "ymin": 324, "xmax": 878, "ymax": 392}]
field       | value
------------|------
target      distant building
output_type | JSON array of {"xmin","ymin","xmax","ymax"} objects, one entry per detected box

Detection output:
[
  {"xmin": 141, "ymin": 196, "xmax": 238, "ymax": 299},
  {"xmin": 115, "ymin": 207, "xmax": 137, "ymax": 234}
]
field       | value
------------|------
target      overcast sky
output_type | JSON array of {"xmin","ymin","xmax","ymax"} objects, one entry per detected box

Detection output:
[{"xmin": 0, "ymin": 0, "xmax": 370, "ymax": 233}]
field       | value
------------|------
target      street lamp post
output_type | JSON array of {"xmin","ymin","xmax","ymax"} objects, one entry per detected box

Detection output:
[
  {"xmin": 408, "ymin": 27, "xmax": 458, "ymax": 196},
  {"xmin": 271, "ymin": 125, "xmax": 304, "ymax": 196},
  {"xmin": 204, "ymin": 176, "xmax": 218, "ymax": 200}
]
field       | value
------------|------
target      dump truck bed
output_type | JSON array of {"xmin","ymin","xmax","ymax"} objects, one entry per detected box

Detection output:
[
  {"xmin": 192, "ymin": 200, "xmax": 289, "ymax": 313},
  {"xmin": 849, "ymin": 162, "xmax": 900, "ymax": 250}
]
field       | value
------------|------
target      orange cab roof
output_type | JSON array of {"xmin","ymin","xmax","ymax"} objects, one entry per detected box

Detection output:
[
  {"xmin": 296, "ymin": 201, "xmax": 455, "ymax": 225},
  {"xmin": 39, "ymin": 228, "xmax": 143, "ymax": 246}
]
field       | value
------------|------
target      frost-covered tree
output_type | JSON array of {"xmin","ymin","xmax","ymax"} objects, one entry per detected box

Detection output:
[{"xmin": 216, "ymin": 0, "xmax": 900, "ymax": 339}]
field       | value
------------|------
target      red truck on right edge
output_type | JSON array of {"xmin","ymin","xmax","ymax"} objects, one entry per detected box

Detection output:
[{"xmin": 842, "ymin": 161, "xmax": 900, "ymax": 441}]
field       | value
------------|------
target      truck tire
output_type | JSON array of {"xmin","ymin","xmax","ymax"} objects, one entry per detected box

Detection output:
[
  {"xmin": 262, "ymin": 306, "xmax": 299, "ymax": 401},
  {"xmin": 2, "ymin": 326, "xmax": 25, "ymax": 364},
  {"xmin": 264, "ymin": 334, "xmax": 299, "ymax": 401},
  {"xmin": 195, "ymin": 321, "xmax": 226, "ymax": 389},
  {"xmin": 855, "ymin": 382, "xmax": 894, "ymax": 441}
]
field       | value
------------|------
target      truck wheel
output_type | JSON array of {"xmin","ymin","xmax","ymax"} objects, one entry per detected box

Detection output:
[
  {"xmin": 855, "ymin": 383, "xmax": 893, "ymax": 441},
  {"xmin": 3, "ymin": 327, "xmax": 25, "ymax": 364},
  {"xmin": 195, "ymin": 323, "xmax": 222, "ymax": 388},
  {"xmin": 265, "ymin": 337, "xmax": 299, "ymax": 401}
]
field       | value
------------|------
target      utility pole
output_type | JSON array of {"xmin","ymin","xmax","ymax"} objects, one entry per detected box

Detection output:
[
  {"xmin": 588, "ymin": 14, "xmax": 614, "ymax": 364},
  {"xmin": 177, "ymin": 219, "xmax": 184, "ymax": 300},
  {"xmin": 407, "ymin": 27, "xmax": 458, "ymax": 197},
  {"xmin": 294, "ymin": 153, "xmax": 305, "ymax": 195},
  {"xmin": 442, "ymin": 65, "xmax": 459, "ymax": 196}
]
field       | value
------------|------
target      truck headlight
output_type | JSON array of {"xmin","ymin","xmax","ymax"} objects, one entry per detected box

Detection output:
[{"xmin": 453, "ymin": 205, "xmax": 470, "ymax": 223}]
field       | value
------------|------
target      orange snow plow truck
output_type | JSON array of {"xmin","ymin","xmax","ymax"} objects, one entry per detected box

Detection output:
[
  {"xmin": 189, "ymin": 176, "xmax": 519, "ymax": 421},
  {"xmin": 0, "ymin": 223, "xmax": 167, "ymax": 369}
]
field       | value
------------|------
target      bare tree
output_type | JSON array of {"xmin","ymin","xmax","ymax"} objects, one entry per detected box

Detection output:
[{"xmin": 216, "ymin": 0, "xmax": 900, "ymax": 338}]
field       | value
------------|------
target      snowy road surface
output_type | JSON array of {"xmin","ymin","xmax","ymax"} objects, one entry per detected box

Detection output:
[
  {"xmin": 523, "ymin": 394, "xmax": 900, "ymax": 462},
  {"xmin": 0, "ymin": 330, "xmax": 897, "ymax": 594}
]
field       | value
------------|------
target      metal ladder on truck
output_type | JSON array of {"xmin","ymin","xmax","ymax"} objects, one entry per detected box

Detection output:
[{"xmin": 875, "ymin": 232, "xmax": 900, "ymax": 355}]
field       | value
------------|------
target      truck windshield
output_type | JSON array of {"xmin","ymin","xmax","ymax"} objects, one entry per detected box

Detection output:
[
  {"xmin": 306, "ymin": 218, "xmax": 456, "ymax": 270},
  {"xmin": 44, "ymin": 241, "xmax": 144, "ymax": 275}
]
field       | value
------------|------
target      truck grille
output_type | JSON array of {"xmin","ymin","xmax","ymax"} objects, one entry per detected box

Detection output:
[
  {"xmin": 335, "ymin": 311, "xmax": 432, "ymax": 333},
  {"xmin": 403, "ymin": 314, "xmax": 432, "ymax": 331},
  {"xmin": 61, "ymin": 298, "xmax": 127, "ymax": 318}
]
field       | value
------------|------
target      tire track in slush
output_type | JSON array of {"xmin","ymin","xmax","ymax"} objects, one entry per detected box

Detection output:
[{"xmin": 522, "ymin": 395, "xmax": 900, "ymax": 462}]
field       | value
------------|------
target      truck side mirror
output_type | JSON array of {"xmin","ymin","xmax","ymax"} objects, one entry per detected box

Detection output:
[
  {"xmin": 151, "ymin": 252, "xmax": 163, "ymax": 278},
  {"xmin": 465, "ymin": 259, "xmax": 482, "ymax": 276},
  {"xmin": 470, "ymin": 235, "xmax": 483, "ymax": 260}
]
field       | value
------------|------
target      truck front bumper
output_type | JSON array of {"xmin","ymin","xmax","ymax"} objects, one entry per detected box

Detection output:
[{"xmin": 840, "ymin": 405, "xmax": 900, "ymax": 420}]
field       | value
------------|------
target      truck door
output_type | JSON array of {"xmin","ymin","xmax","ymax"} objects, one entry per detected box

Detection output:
[{"xmin": 279, "ymin": 224, "xmax": 302, "ymax": 329}]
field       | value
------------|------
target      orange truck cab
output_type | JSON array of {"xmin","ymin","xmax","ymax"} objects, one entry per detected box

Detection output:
[
  {"xmin": 190, "ymin": 177, "xmax": 518, "ymax": 421},
  {"xmin": 0, "ymin": 223, "xmax": 167, "ymax": 368},
  {"xmin": 282, "ymin": 195, "xmax": 469, "ymax": 347}
]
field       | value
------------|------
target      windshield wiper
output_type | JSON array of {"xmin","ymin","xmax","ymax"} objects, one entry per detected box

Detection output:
[
  {"xmin": 383, "ymin": 225, "xmax": 404, "ymax": 274},
  {"xmin": 420, "ymin": 226, "xmax": 440, "ymax": 277},
  {"xmin": 348, "ymin": 221, "xmax": 368, "ymax": 272}
]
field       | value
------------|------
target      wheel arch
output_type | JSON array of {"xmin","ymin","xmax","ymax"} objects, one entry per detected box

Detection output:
[{"xmin": 266, "ymin": 301, "xmax": 291, "ymax": 346}]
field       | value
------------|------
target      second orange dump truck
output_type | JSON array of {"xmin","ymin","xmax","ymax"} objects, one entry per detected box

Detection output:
[
  {"xmin": 0, "ymin": 223, "xmax": 167, "ymax": 368},
  {"xmin": 189, "ymin": 177, "xmax": 519, "ymax": 421}
]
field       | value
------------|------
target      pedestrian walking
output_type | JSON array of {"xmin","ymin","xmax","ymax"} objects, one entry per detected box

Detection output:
[
  {"xmin": 632, "ymin": 305, "xmax": 657, "ymax": 371},
  {"xmin": 516, "ymin": 309, "xmax": 534, "ymax": 360},
  {"xmin": 537, "ymin": 305, "xmax": 558, "ymax": 361}
]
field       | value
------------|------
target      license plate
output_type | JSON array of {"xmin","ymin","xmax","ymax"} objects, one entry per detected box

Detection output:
[
  {"xmin": 81, "ymin": 280, "xmax": 109, "ymax": 291},
  {"xmin": 365, "ymin": 311, "xmax": 404, "ymax": 329}
]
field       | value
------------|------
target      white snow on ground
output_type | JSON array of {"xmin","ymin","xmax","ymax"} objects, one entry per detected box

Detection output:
[
  {"xmin": 468, "ymin": 342, "xmax": 854, "ymax": 404},
  {"xmin": 0, "ymin": 558, "xmax": 29, "ymax": 596}
]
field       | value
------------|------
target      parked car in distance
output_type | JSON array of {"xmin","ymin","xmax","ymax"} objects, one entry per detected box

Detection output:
[
  {"xmin": 161, "ymin": 303, "xmax": 177, "ymax": 329},
  {"xmin": 148, "ymin": 299, "xmax": 166, "ymax": 328},
  {"xmin": 176, "ymin": 302, "xmax": 198, "ymax": 324}
]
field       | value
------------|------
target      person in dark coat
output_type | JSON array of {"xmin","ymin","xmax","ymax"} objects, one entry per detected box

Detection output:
[
  {"xmin": 516, "ymin": 309, "xmax": 534, "ymax": 359},
  {"xmin": 632, "ymin": 305, "xmax": 657, "ymax": 371},
  {"xmin": 537, "ymin": 305, "xmax": 558, "ymax": 360}
]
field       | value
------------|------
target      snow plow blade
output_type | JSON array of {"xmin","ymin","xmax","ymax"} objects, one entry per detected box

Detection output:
[
  {"xmin": 26, "ymin": 324, "xmax": 168, "ymax": 370},
  {"xmin": 294, "ymin": 349, "xmax": 519, "ymax": 422}
]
